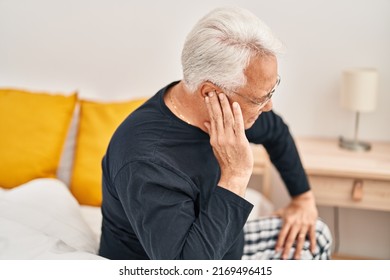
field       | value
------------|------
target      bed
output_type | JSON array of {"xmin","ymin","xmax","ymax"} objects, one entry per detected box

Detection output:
[
  {"xmin": 0, "ymin": 88, "xmax": 272, "ymax": 260},
  {"xmin": 0, "ymin": 178, "xmax": 104, "ymax": 259}
]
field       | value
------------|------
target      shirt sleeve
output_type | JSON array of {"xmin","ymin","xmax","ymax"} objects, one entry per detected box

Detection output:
[
  {"xmin": 113, "ymin": 160, "xmax": 253, "ymax": 260},
  {"xmin": 246, "ymin": 110, "xmax": 310, "ymax": 196}
]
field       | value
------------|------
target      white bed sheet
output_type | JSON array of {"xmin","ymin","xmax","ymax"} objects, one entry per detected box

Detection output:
[
  {"xmin": 0, "ymin": 178, "xmax": 105, "ymax": 260},
  {"xmin": 79, "ymin": 205, "xmax": 102, "ymax": 244},
  {"xmin": 0, "ymin": 178, "xmax": 272, "ymax": 260}
]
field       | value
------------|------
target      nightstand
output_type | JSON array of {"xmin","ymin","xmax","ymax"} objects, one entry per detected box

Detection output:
[
  {"xmin": 251, "ymin": 137, "xmax": 390, "ymax": 259},
  {"xmin": 294, "ymin": 137, "xmax": 390, "ymax": 212}
]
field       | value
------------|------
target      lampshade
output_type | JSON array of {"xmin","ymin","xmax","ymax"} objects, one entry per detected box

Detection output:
[{"xmin": 340, "ymin": 68, "xmax": 378, "ymax": 112}]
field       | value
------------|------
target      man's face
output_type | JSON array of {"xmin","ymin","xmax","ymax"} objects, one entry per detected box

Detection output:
[{"xmin": 227, "ymin": 54, "xmax": 279, "ymax": 129}]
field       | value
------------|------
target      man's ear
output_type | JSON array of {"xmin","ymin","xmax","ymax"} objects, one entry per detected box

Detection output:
[{"xmin": 198, "ymin": 82, "xmax": 219, "ymax": 98}]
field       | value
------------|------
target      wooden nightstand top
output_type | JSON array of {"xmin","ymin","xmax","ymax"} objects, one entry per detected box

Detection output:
[{"xmin": 295, "ymin": 137, "xmax": 390, "ymax": 181}]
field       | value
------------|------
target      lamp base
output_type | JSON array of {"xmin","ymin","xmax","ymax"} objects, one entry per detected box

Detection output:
[{"xmin": 339, "ymin": 136, "xmax": 371, "ymax": 151}]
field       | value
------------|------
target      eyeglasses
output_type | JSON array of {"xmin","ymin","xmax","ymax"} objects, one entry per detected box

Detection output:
[{"xmin": 230, "ymin": 75, "xmax": 281, "ymax": 107}]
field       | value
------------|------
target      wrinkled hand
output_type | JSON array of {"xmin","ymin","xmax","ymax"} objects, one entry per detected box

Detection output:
[
  {"xmin": 274, "ymin": 190, "xmax": 318, "ymax": 259},
  {"xmin": 204, "ymin": 92, "xmax": 253, "ymax": 197}
]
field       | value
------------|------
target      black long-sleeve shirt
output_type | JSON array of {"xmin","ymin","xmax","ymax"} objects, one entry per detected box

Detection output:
[{"xmin": 98, "ymin": 81, "xmax": 310, "ymax": 260}]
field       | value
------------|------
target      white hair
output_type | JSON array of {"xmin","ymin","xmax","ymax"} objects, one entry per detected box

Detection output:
[{"xmin": 181, "ymin": 7, "xmax": 284, "ymax": 92}]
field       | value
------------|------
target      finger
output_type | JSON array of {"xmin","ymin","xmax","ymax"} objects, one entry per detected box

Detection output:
[
  {"xmin": 275, "ymin": 221, "xmax": 290, "ymax": 253},
  {"xmin": 218, "ymin": 93, "xmax": 234, "ymax": 135},
  {"xmin": 309, "ymin": 224, "xmax": 317, "ymax": 253},
  {"xmin": 293, "ymin": 228, "xmax": 308, "ymax": 260},
  {"xmin": 208, "ymin": 91, "xmax": 225, "ymax": 136},
  {"xmin": 232, "ymin": 102, "xmax": 245, "ymax": 137},
  {"xmin": 281, "ymin": 225, "xmax": 300, "ymax": 259},
  {"xmin": 204, "ymin": 96, "xmax": 217, "ymax": 137}
]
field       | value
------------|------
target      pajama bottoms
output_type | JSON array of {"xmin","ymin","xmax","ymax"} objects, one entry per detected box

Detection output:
[{"xmin": 242, "ymin": 217, "xmax": 332, "ymax": 260}]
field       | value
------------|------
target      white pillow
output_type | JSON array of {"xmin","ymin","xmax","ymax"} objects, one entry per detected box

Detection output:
[{"xmin": 0, "ymin": 178, "xmax": 103, "ymax": 259}]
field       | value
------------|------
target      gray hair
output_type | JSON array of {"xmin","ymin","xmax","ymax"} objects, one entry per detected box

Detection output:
[{"xmin": 181, "ymin": 7, "xmax": 284, "ymax": 92}]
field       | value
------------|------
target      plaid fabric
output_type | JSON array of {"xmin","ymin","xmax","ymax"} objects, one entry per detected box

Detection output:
[{"xmin": 242, "ymin": 217, "xmax": 332, "ymax": 260}]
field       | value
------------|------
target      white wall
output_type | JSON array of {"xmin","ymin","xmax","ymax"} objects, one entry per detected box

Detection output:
[
  {"xmin": 1, "ymin": 0, "xmax": 389, "ymax": 258},
  {"xmin": 1, "ymin": 0, "xmax": 389, "ymax": 140}
]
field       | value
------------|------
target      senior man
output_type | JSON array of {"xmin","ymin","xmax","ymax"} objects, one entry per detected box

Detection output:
[{"xmin": 99, "ymin": 6, "xmax": 332, "ymax": 260}]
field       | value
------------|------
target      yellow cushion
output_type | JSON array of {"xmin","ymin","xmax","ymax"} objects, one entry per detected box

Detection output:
[
  {"xmin": 0, "ymin": 88, "xmax": 77, "ymax": 188},
  {"xmin": 70, "ymin": 98, "xmax": 146, "ymax": 206}
]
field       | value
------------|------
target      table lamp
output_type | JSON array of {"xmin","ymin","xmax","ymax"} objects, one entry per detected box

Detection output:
[{"xmin": 339, "ymin": 68, "xmax": 378, "ymax": 151}]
